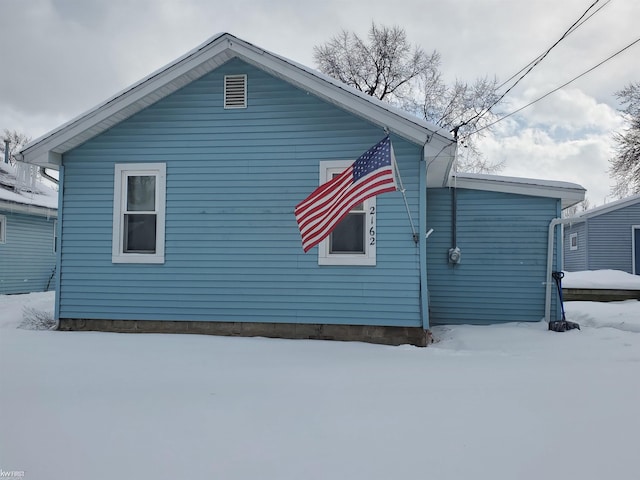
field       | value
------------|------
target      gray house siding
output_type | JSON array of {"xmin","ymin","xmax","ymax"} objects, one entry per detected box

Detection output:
[
  {"xmin": 563, "ymin": 222, "xmax": 587, "ymax": 271},
  {"xmin": 0, "ymin": 210, "xmax": 57, "ymax": 294},
  {"xmin": 563, "ymin": 200, "xmax": 640, "ymax": 274},
  {"xmin": 427, "ymin": 188, "xmax": 560, "ymax": 325},
  {"xmin": 587, "ymin": 202, "xmax": 640, "ymax": 273},
  {"xmin": 58, "ymin": 58, "xmax": 423, "ymax": 327}
]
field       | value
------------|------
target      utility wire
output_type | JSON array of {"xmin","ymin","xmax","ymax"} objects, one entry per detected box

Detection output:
[
  {"xmin": 461, "ymin": 36, "xmax": 640, "ymax": 139},
  {"xmin": 456, "ymin": 0, "xmax": 604, "ymax": 131},
  {"xmin": 496, "ymin": 0, "xmax": 611, "ymax": 90}
]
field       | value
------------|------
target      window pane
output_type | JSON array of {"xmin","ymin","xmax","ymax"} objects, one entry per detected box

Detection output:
[
  {"xmin": 127, "ymin": 176, "xmax": 156, "ymax": 211},
  {"xmin": 330, "ymin": 213, "xmax": 365, "ymax": 253},
  {"xmin": 124, "ymin": 214, "xmax": 156, "ymax": 253}
]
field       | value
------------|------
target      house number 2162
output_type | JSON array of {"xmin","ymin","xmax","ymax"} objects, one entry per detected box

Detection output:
[{"xmin": 369, "ymin": 206, "xmax": 376, "ymax": 246}]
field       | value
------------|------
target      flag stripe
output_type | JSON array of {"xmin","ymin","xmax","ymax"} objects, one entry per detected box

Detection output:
[
  {"xmin": 295, "ymin": 136, "xmax": 397, "ymax": 252},
  {"xmin": 295, "ymin": 168, "xmax": 355, "ymax": 231},
  {"xmin": 301, "ymin": 174, "xmax": 396, "ymax": 252},
  {"xmin": 298, "ymin": 169, "xmax": 394, "ymax": 237},
  {"xmin": 300, "ymin": 173, "xmax": 395, "ymax": 245}
]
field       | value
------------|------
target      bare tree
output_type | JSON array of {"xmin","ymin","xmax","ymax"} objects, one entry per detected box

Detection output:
[
  {"xmin": 1, "ymin": 129, "xmax": 31, "ymax": 165},
  {"xmin": 610, "ymin": 82, "xmax": 640, "ymax": 198},
  {"xmin": 314, "ymin": 23, "xmax": 502, "ymax": 173},
  {"xmin": 562, "ymin": 197, "xmax": 592, "ymax": 218},
  {"xmin": 314, "ymin": 24, "xmax": 437, "ymax": 102}
]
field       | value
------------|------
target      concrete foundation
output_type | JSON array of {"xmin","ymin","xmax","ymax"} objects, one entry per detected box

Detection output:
[{"xmin": 58, "ymin": 319, "xmax": 432, "ymax": 347}]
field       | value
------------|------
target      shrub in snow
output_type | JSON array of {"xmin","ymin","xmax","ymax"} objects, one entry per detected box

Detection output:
[{"xmin": 19, "ymin": 306, "xmax": 56, "ymax": 330}]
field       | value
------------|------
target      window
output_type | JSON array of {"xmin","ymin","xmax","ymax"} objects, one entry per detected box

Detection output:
[
  {"xmin": 224, "ymin": 74, "xmax": 247, "ymax": 109},
  {"xmin": 112, "ymin": 163, "xmax": 166, "ymax": 264},
  {"xmin": 0, "ymin": 215, "xmax": 5, "ymax": 244},
  {"xmin": 318, "ymin": 160, "xmax": 376, "ymax": 266},
  {"xmin": 569, "ymin": 233, "xmax": 578, "ymax": 251}
]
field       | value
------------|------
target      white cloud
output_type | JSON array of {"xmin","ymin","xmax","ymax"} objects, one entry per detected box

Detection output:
[
  {"xmin": 479, "ymin": 127, "xmax": 617, "ymax": 206},
  {"xmin": 1, "ymin": 0, "xmax": 637, "ymax": 206}
]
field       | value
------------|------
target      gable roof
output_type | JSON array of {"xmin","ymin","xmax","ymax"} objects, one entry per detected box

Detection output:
[
  {"xmin": 574, "ymin": 193, "xmax": 640, "ymax": 219},
  {"xmin": 451, "ymin": 172, "xmax": 586, "ymax": 209},
  {"xmin": 18, "ymin": 32, "xmax": 456, "ymax": 187}
]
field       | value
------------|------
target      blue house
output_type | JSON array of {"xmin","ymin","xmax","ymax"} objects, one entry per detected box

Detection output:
[
  {"xmin": 0, "ymin": 161, "xmax": 58, "ymax": 294},
  {"xmin": 564, "ymin": 194, "xmax": 640, "ymax": 275},
  {"xmin": 18, "ymin": 33, "xmax": 584, "ymax": 345}
]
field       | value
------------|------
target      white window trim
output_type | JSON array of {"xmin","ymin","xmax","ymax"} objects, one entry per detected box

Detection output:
[
  {"xmin": 569, "ymin": 232, "xmax": 578, "ymax": 251},
  {"xmin": 318, "ymin": 160, "xmax": 376, "ymax": 266},
  {"xmin": 112, "ymin": 163, "xmax": 166, "ymax": 264},
  {"xmin": 0, "ymin": 214, "xmax": 6, "ymax": 244}
]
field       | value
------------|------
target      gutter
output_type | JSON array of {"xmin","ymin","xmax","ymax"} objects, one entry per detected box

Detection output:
[
  {"xmin": 40, "ymin": 167, "xmax": 59, "ymax": 185},
  {"xmin": 545, "ymin": 216, "xmax": 586, "ymax": 323}
]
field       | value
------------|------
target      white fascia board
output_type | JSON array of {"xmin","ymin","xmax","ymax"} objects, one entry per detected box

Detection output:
[
  {"xmin": 0, "ymin": 200, "xmax": 58, "ymax": 218},
  {"xmin": 19, "ymin": 32, "xmax": 455, "ymax": 177},
  {"xmin": 577, "ymin": 194, "xmax": 640, "ymax": 219},
  {"xmin": 233, "ymin": 43, "xmax": 452, "ymax": 148},
  {"xmin": 20, "ymin": 35, "xmax": 234, "ymax": 167},
  {"xmin": 450, "ymin": 174, "xmax": 586, "ymax": 208}
]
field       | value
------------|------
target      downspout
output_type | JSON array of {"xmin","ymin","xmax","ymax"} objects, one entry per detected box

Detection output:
[
  {"xmin": 545, "ymin": 215, "xmax": 586, "ymax": 323},
  {"xmin": 53, "ymin": 165, "xmax": 64, "ymax": 330}
]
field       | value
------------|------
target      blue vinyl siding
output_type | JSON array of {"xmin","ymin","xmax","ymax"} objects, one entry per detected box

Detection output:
[
  {"xmin": 426, "ymin": 189, "xmax": 559, "ymax": 325},
  {"xmin": 0, "ymin": 211, "xmax": 57, "ymax": 294},
  {"xmin": 586, "ymin": 202, "xmax": 640, "ymax": 273},
  {"xmin": 58, "ymin": 59, "xmax": 422, "ymax": 327},
  {"xmin": 563, "ymin": 222, "xmax": 587, "ymax": 271}
]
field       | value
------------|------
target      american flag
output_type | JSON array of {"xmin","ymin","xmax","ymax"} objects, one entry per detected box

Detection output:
[{"xmin": 295, "ymin": 136, "xmax": 397, "ymax": 252}]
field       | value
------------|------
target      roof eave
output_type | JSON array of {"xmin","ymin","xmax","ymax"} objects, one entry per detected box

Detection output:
[
  {"xmin": 450, "ymin": 174, "xmax": 586, "ymax": 209},
  {"xmin": 19, "ymin": 33, "xmax": 454, "ymax": 177},
  {"xmin": 0, "ymin": 199, "xmax": 58, "ymax": 218}
]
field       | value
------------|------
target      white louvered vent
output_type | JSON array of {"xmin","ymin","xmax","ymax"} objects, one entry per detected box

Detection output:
[{"xmin": 224, "ymin": 74, "xmax": 247, "ymax": 109}]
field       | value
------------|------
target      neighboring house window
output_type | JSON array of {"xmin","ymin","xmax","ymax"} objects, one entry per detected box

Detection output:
[
  {"xmin": 0, "ymin": 215, "xmax": 5, "ymax": 244},
  {"xmin": 569, "ymin": 233, "xmax": 578, "ymax": 251},
  {"xmin": 224, "ymin": 74, "xmax": 247, "ymax": 109},
  {"xmin": 318, "ymin": 160, "xmax": 376, "ymax": 266},
  {"xmin": 112, "ymin": 163, "xmax": 166, "ymax": 264}
]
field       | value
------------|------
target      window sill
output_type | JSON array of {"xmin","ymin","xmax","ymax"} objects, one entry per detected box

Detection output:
[
  {"xmin": 318, "ymin": 255, "xmax": 376, "ymax": 266},
  {"xmin": 112, "ymin": 254, "xmax": 165, "ymax": 264}
]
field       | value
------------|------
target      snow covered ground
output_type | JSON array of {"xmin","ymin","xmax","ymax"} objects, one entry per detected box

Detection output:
[
  {"xmin": 1, "ymin": 277, "xmax": 639, "ymax": 480},
  {"xmin": 563, "ymin": 269, "xmax": 640, "ymax": 290}
]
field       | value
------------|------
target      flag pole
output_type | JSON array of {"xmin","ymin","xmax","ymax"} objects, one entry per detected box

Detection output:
[{"xmin": 389, "ymin": 138, "xmax": 418, "ymax": 244}]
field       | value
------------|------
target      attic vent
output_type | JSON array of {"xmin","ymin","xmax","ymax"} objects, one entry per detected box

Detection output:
[{"xmin": 224, "ymin": 74, "xmax": 247, "ymax": 109}]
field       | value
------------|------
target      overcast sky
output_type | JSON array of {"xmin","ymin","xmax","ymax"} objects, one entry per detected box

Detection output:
[{"xmin": 2, "ymin": 0, "xmax": 638, "ymax": 205}]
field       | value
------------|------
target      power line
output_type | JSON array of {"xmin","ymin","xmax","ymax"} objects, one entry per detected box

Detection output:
[
  {"xmin": 496, "ymin": 0, "xmax": 611, "ymax": 90},
  {"xmin": 461, "ymin": 36, "xmax": 640, "ymax": 139},
  {"xmin": 456, "ymin": 0, "xmax": 605, "ymax": 131}
]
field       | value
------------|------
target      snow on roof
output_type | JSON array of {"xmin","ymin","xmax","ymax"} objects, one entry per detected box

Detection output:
[
  {"xmin": 0, "ymin": 162, "xmax": 58, "ymax": 214},
  {"xmin": 451, "ymin": 172, "xmax": 586, "ymax": 208},
  {"xmin": 574, "ymin": 193, "xmax": 640, "ymax": 219},
  {"xmin": 562, "ymin": 269, "xmax": 640, "ymax": 290}
]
